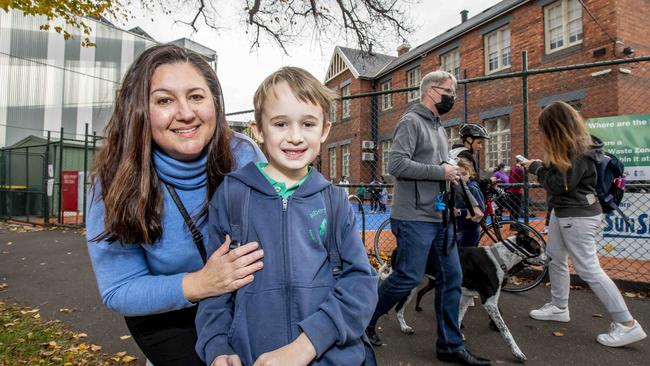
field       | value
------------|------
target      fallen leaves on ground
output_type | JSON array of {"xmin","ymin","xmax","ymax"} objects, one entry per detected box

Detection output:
[
  {"xmin": 59, "ymin": 308, "xmax": 80, "ymax": 314},
  {"xmin": 119, "ymin": 335, "xmax": 131, "ymax": 340},
  {"xmin": 0, "ymin": 283, "xmax": 8, "ymax": 291},
  {"xmin": 592, "ymin": 313, "xmax": 603, "ymax": 318},
  {"xmin": 0, "ymin": 301, "xmax": 138, "ymax": 365},
  {"xmin": 552, "ymin": 331, "xmax": 565, "ymax": 337}
]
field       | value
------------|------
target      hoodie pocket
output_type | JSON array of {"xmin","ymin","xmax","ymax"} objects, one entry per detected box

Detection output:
[
  {"xmin": 228, "ymin": 287, "xmax": 288, "ymax": 365},
  {"xmin": 416, "ymin": 180, "xmax": 440, "ymax": 211}
]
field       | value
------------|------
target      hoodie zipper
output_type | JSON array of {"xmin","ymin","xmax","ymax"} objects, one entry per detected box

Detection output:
[{"xmin": 282, "ymin": 197, "xmax": 292, "ymax": 344}]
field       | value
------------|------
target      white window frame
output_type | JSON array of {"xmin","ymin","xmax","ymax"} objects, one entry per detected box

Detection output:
[
  {"xmin": 406, "ymin": 67, "xmax": 421, "ymax": 101},
  {"xmin": 341, "ymin": 85, "xmax": 351, "ymax": 119},
  {"xmin": 544, "ymin": 0, "xmax": 583, "ymax": 54},
  {"xmin": 483, "ymin": 116, "xmax": 511, "ymax": 172},
  {"xmin": 341, "ymin": 144, "xmax": 350, "ymax": 178},
  {"xmin": 381, "ymin": 81, "xmax": 393, "ymax": 111},
  {"xmin": 381, "ymin": 139, "xmax": 393, "ymax": 176},
  {"xmin": 441, "ymin": 50, "xmax": 461, "ymax": 80},
  {"xmin": 329, "ymin": 147, "xmax": 337, "ymax": 179},
  {"xmin": 329, "ymin": 99, "xmax": 337, "ymax": 123},
  {"xmin": 484, "ymin": 26, "xmax": 511, "ymax": 74}
]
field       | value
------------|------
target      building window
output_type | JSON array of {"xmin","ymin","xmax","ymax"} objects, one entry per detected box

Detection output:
[
  {"xmin": 341, "ymin": 144, "xmax": 350, "ymax": 177},
  {"xmin": 381, "ymin": 140, "xmax": 393, "ymax": 176},
  {"xmin": 545, "ymin": 0, "xmax": 583, "ymax": 54},
  {"xmin": 484, "ymin": 26, "xmax": 511, "ymax": 74},
  {"xmin": 441, "ymin": 50, "xmax": 461, "ymax": 80},
  {"xmin": 484, "ymin": 116, "xmax": 511, "ymax": 172},
  {"xmin": 406, "ymin": 67, "xmax": 421, "ymax": 101},
  {"xmin": 329, "ymin": 147, "xmax": 337, "ymax": 179},
  {"xmin": 342, "ymin": 85, "xmax": 351, "ymax": 119},
  {"xmin": 381, "ymin": 81, "xmax": 393, "ymax": 110},
  {"xmin": 446, "ymin": 125, "xmax": 461, "ymax": 150},
  {"xmin": 329, "ymin": 100, "xmax": 337, "ymax": 123}
]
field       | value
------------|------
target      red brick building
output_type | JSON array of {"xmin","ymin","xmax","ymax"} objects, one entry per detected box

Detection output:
[{"xmin": 321, "ymin": 0, "xmax": 650, "ymax": 184}]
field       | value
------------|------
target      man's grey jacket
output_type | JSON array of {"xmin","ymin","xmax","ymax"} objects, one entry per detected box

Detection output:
[{"xmin": 389, "ymin": 103, "xmax": 476, "ymax": 223}]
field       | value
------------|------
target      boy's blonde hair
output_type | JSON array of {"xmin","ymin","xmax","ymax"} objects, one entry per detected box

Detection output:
[
  {"xmin": 457, "ymin": 158, "xmax": 476, "ymax": 179},
  {"xmin": 253, "ymin": 66, "xmax": 337, "ymax": 125}
]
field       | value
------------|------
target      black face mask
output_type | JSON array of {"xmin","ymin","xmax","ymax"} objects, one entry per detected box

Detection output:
[{"xmin": 435, "ymin": 94, "xmax": 455, "ymax": 115}]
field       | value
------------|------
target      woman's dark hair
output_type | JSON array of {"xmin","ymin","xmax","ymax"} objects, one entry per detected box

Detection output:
[{"xmin": 92, "ymin": 44, "xmax": 233, "ymax": 244}]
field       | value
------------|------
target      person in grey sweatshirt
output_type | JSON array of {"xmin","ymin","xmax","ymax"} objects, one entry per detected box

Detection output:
[{"xmin": 366, "ymin": 70, "xmax": 489, "ymax": 366}]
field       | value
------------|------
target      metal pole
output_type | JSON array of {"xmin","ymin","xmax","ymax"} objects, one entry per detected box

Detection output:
[
  {"xmin": 463, "ymin": 69, "xmax": 468, "ymax": 124},
  {"xmin": 25, "ymin": 146, "xmax": 29, "ymax": 223},
  {"xmin": 370, "ymin": 93, "xmax": 378, "ymax": 182},
  {"xmin": 58, "ymin": 128, "xmax": 64, "ymax": 224},
  {"xmin": 82, "ymin": 123, "xmax": 89, "ymax": 225},
  {"xmin": 44, "ymin": 131, "xmax": 50, "ymax": 224},
  {"xmin": 521, "ymin": 51, "xmax": 530, "ymax": 225},
  {"xmin": 7, "ymin": 149, "xmax": 11, "ymax": 220}
]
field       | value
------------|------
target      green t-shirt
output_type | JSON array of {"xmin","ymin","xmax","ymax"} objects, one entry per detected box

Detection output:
[{"xmin": 256, "ymin": 162, "xmax": 311, "ymax": 199}]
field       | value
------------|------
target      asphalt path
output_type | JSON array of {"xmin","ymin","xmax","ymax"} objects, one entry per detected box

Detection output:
[{"xmin": 1, "ymin": 228, "xmax": 647, "ymax": 366}]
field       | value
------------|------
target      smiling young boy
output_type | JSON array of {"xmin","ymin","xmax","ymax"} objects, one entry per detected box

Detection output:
[{"xmin": 195, "ymin": 67, "xmax": 378, "ymax": 366}]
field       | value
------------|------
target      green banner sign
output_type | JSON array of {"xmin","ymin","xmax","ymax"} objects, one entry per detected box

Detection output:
[{"xmin": 587, "ymin": 114, "xmax": 650, "ymax": 181}]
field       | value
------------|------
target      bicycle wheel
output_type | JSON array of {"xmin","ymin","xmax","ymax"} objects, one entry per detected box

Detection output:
[
  {"xmin": 372, "ymin": 218, "xmax": 394, "ymax": 268},
  {"xmin": 479, "ymin": 220, "xmax": 549, "ymax": 292}
]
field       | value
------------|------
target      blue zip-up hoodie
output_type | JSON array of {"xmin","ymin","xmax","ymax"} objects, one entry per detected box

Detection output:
[
  {"xmin": 86, "ymin": 132, "xmax": 264, "ymax": 316},
  {"xmin": 196, "ymin": 162, "xmax": 378, "ymax": 366}
]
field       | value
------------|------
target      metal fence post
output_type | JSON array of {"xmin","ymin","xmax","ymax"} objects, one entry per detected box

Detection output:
[
  {"xmin": 521, "ymin": 51, "xmax": 530, "ymax": 224},
  {"xmin": 7, "ymin": 149, "xmax": 11, "ymax": 218},
  {"xmin": 58, "ymin": 128, "xmax": 64, "ymax": 224},
  {"xmin": 82, "ymin": 123, "xmax": 89, "ymax": 225},
  {"xmin": 371, "ymin": 93, "xmax": 378, "ymax": 182},
  {"xmin": 44, "ymin": 131, "xmax": 50, "ymax": 224},
  {"xmin": 463, "ymin": 69, "xmax": 468, "ymax": 124},
  {"xmin": 25, "ymin": 146, "xmax": 29, "ymax": 223}
]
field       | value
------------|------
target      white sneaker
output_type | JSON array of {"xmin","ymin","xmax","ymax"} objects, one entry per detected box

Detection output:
[
  {"xmin": 541, "ymin": 226, "xmax": 549, "ymax": 234},
  {"xmin": 597, "ymin": 320, "xmax": 647, "ymax": 347},
  {"xmin": 529, "ymin": 303, "xmax": 570, "ymax": 322}
]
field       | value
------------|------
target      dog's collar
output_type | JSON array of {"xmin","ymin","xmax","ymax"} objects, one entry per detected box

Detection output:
[{"xmin": 489, "ymin": 245, "xmax": 508, "ymax": 271}]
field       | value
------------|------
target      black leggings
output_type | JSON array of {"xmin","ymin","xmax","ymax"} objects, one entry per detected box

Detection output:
[{"xmin": 124, "ymin": 306, "xmax": 205, "ymax": 366}]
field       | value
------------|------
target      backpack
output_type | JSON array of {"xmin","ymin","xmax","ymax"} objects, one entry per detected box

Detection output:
[
  {"xmin": 223, "ymin": 176, "xmax": 345, "ymax": 278},
  {"xmin": 595, "ymin": 152, "xmax": 628, "ymax": 221}
]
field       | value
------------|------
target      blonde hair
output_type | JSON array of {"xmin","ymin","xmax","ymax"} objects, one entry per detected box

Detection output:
[
  {"xmin": 538, "ymin": 101, "xmax": 592, "ymax": 173},
  {"xmin": 253, "ymin": 66, "xmax": 337, "ymax": 125},
  {"xmin": 457, "ymin": 157, "xmax": 476, "ymax": 179}
]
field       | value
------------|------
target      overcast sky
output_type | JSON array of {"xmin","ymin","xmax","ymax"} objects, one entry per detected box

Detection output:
[{"xmin": 119, "ymin": 1, "xmax": 501, "ymax": 113}]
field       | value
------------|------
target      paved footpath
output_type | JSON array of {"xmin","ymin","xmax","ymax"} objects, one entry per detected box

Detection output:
[{"xmin": 1, "ymin": 228, "xmax": 648, "ymax": 366}]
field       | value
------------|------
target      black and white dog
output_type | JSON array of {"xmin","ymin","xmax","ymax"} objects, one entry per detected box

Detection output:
[{"xmin": 377, "ymin": 233, "xmax": 545, "ymax": 362}]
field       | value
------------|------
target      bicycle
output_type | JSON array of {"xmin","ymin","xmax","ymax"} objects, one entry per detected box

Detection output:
[{"xmin": 372, "ymin": 184, "xmax": 549, "ymax": 293}]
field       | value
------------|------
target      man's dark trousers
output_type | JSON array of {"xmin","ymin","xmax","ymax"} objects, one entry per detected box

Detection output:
[{"xmin": 369, "ymin": 218, "xmax": 464, "ymax": 352}]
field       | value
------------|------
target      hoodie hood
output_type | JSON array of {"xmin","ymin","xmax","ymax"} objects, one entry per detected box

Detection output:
[
  {"xmin": 584, "ymin": 135, "xmax": 605, "ymax": 162},
  {"xmin": 408, "ymin": 103, "xmax": 440, "ymax": 126},
  {"xmin": 228, "ymin": 162, "xmax": 331, "ymax": 198}
]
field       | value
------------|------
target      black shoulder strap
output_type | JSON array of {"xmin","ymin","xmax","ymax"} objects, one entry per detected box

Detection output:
[
  {"xmin": 325, "ymin": 185, "xmax": 345, "ymax": 279},
  {"xmin": 224, "ymin": 176, "xmax": 251, "ymax": 250},
  {"xmin": 164, "ymin": 184, "xmax": 207, "ymax": 264}
]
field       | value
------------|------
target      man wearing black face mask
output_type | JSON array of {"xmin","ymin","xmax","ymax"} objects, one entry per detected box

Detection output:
[{"xmin": 366, "ymin": 70, "xmax": 489, "ymax": 365}]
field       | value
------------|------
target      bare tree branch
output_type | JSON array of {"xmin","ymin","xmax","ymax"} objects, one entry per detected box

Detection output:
[{"xmin": 21, "ymin": 0, "xmax": 417, "ymax": 54}]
